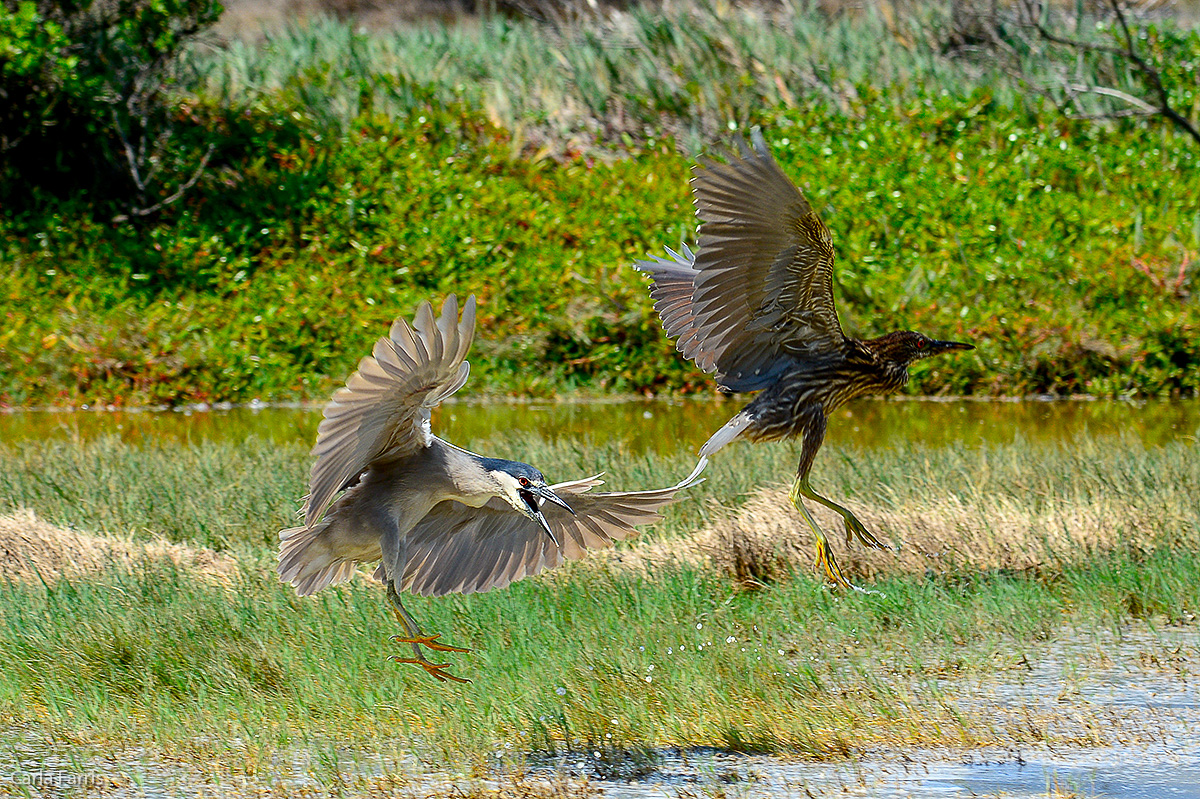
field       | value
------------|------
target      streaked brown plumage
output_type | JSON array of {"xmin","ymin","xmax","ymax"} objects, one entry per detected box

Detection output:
[
  {"xmin": 637, "ymin": 130, "xmax": 974, "ymax": 590},
  {"xmin": 279, "ymin": 295, "xmax": 698, "ymax": 683}
]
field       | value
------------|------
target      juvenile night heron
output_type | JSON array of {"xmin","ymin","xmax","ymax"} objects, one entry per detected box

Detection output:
[
  {"xmin": 636, "ymin": 130, "xmax": 974, "ymax": 591},
  {"xmin": 279, "ymin": 295, "xmax": 696, "ymax": 683}
]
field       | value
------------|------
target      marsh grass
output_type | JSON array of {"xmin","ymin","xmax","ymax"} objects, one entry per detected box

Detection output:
[
  {"xmin": 683, "ymin": 434, "xmax": 1200, "ymax": 584},
  {"xmin": 191, "ymin": 1, "xmax": 1195, "ymax": 152},
  {"xmin": 0, "ymin": 431, "xmax": 1197, "ymax": 768}
]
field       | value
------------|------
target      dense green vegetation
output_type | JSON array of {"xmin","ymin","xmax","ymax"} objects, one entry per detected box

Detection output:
[
  {"xmin": 1, "ymin": 432, "xmax": 1197, "ymax": 763},
  {"xmin": 0, "ymin": 0, "xmax": 222, "ymax": 204},
  {"xmin": 2, "ymin": 3, "xmax": 1198, "ymax": 407}
]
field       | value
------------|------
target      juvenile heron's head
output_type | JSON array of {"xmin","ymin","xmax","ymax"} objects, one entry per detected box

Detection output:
[
  {"xmin": 482, "ymin": 460, "xmax": 573, "ymax": 546},
  {"xmin": 871, "ymin": 330, "xmax": 974, "ymax": 368}
]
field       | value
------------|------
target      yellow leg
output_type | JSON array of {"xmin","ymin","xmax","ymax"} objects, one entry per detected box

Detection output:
[
  {"xmin": 390, "ymin": 633, "xmax": 471, "ymax": 653},
  {"xmin": 789, "ymin": 475, "xmax": 878, "ymax": 595},
  {"xmin": 794, "ymin": 477, "xmax": 892, "ymax": 552},
  {"xmin": 386, "ymin": 583, "xmax": 471, "ymax": 684}
]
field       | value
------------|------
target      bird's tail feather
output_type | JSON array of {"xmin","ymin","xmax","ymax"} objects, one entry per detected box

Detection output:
[
  {"xmin": 675, "ymin": 455, "xmax": 709, "ymax": 489},
  {"xmin": 278, "ymin": 521, "xmax": 359, "ymax": 597},
  {"xmin": 672, "ymin": 411, "xmax": 753, "ymax": 488},
  {"xmin": 699, "ymin": 411, "xmax": 752, "ymax": 458}
]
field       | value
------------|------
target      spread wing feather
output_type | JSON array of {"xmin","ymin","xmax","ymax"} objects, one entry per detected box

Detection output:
[
  {"xmin": 636, "ymin": 129, "xmax": 846, "ymax": 393},
  {"xmin": 303, "ymin": 295, "xmax": 477, "ymax": 527},
  {"xmin": 399, "ymin": 475, "xmax": 690, "ymax": 598}
]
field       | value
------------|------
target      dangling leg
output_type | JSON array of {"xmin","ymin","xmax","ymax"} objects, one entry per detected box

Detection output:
[
  {"xmin": 791, "ymin": 406, "xmax": 886, "ymax": 593},
  {"xmin": 379, "ymin": 529, "xmax": 470, "ymax": 684},
  {"xmin": 794, "ymin": 476, "xmax": 892, "ymax": 553},
  {"xmin": 387, "ymin": 581, "xmax": 471, "ymax": 653},
  {"xmin": 788, "ymin": 472, "xmax": 851, "ymax": 589},
  {"xmin": 386, "ymin": 581, "xmax": 471, "ymax": 684}
]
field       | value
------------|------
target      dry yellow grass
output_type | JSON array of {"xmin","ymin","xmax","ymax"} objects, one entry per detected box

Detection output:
[
  {"xmin": 0, "ymin": 468, "xmax": 1163, "ymax": 590},
  {"xmin": 0, "ymin": 507, "xmax": 239, "ymax": 585},
  {"xmin": 601, "ymin": 483, "xmax": 1158, "ymax": 584}
]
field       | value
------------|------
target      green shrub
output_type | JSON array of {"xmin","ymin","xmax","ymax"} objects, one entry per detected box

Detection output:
[
  {"xmin": 2, "ymin": 8, "xmax": 1197, "ymax": 406},
  {"xmin": 0, "ymin": 0, "xmax": 222, "ymax": 209},
  {"xmin": 3, "ymin": 92, "xmax": 1198, "ymax": 406}
]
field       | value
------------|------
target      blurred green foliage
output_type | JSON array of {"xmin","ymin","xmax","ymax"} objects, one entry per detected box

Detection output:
[{"xmin": 184, "ymin": 7, "xmax": 1200, "ymax": 152}]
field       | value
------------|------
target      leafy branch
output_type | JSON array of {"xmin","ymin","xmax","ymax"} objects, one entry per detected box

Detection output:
[{"xmin": 1018, "ymin": 0, "xmax": 1200, "ymax": 144}]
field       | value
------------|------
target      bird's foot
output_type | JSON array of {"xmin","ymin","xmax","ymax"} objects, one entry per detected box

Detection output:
[
  {"xmin": 841, "ymin": 513, "xmax": 893, "ymax": 552},
  {"xmin": 813, "ymin": 538, "xmax": 880, "ymax": 596},
  {"xmin": 389, "ymin": 633, "xmax": 471, "ymax": 653},
  {"xmin": 388, "ymin": 654, "xmax": 471, "ymax": 684}
]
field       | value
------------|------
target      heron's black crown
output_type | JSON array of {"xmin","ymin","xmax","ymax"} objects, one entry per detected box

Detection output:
[{"xmin": 477, "ymin": 457, "xmax": 547, "ymax": 485}]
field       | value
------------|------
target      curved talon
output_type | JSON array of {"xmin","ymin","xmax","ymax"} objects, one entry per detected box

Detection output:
[
  {"xmin": 813, "ymin": 536, "xmax": 881, "ymax": 596},
  {"xmin": 389, "ymin": 633, "xmax": 471, "ymax": 653},
  {"xmin": 842, "ymin": 513, "xmax": 891, "ymax": 552},
  {"xmin": 389, "ymin": 655, "xmax": 471, "ymax": 684},
  {"xmin": 813, "ymin": 535, "xmax": 851, "ymax": 589}
]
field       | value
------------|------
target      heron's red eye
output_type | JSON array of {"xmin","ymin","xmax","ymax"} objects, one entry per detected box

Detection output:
[
  {"xmin": 518, "ymin": 477, "xmax": 531, "ymax": 487},
  {"xmin": 916, "ymin": 339, "xmax": 926, "ymax": 349}
]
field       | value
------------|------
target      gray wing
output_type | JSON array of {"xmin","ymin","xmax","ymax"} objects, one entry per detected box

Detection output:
[
  {"xmin": 303, "ymin": 295, "xmax": 477, "ymax": 526},
  {"xmin": 636, "ymin": 128, "xmax": 845, "ymax": 392},
  {"xmin": 634, "ymin": 243, "xmax": 722, "ymax": 374},
  {"xmin": 398, "ymin": 475, "xmax": 689, "ymax": 598}
]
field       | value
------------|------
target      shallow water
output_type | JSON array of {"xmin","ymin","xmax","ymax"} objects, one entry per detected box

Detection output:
[
  {"xmin": 2, "ymin": 398, "xmax": 1199, "ymax": 454},
  {"xmin": 554, "ymin": 624, "xmax": 1200, "ymax": 798},
  {"xmin": 4, "ymin": 625, "xmax": 1197, "ymax": 798},
  {"xmin": 587, "ymin": 744, "xmax": 1200, "ymax": 798}
]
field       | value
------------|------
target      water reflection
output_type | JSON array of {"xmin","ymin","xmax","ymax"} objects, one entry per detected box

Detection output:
[{"xmin": 1, "ymin": 398, "xmax": 1198, "ymax": 452}]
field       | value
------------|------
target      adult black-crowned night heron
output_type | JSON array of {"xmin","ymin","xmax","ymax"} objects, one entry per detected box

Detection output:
[
  {"xmin": 279, "ymin": 295, "xmax": 696, "ymax": 683},
  {"xmin": 636, "ymin": 130, "xmax": 974, "ymax": 592}
]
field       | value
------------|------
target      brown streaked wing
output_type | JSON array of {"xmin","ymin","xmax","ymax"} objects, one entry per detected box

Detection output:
[
  {"xmin": 399, "ymin": 476, "xmax": 687, "ymax": 598},
  {"xmin": 303, "ymin": 295, "xmax": 477, "ymax": 527},
  {"xmin": 687, "ymin": 128, "xmax": 845, "ymax": 391}
]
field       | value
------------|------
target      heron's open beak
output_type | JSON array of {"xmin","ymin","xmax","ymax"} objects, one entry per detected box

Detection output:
[
  {"xmin": 931, "ymin": 340, "xmax": 974, "ymax": 354},
  {"xmin": 520, "ymin": 485, "xmax": 573, "ymax": 547},
  {"xmin": 534, "ymin": 484, "xmax": 574, "ymax": 515}
]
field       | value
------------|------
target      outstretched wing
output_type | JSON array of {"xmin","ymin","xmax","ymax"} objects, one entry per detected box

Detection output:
[
  {"xmin": 397, "ymin": 474, "xmax": 696, "ymax": 598},
  {"xmin": 634, "ymin": 243, "xmax": 720, "ymax": 373},
  {"xmin": 636, "ymin": 128, "xmax": 846, "ymax": 392},
  {"xmin": 303, "ymin": 295, "xmax": 477, "ymax": 527}
]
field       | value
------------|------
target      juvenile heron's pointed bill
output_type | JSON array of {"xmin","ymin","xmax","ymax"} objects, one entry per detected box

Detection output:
[{"xmin": 931, "ymin": 340, "xmax": 974, "ymax": 353}]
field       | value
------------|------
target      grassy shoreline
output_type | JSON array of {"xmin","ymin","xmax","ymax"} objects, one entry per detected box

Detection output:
[{"xmin": 0, "ymin": 432, "xmax": 1196, "ymax": 769}]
